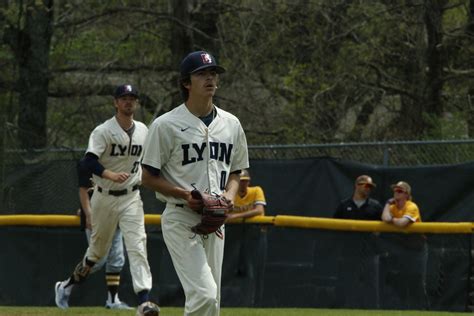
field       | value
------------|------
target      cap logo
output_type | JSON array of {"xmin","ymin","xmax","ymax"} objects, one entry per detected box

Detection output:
[
  {"xmin": 125, "ymin": 85, "xmax": 132, "ymax": 92},
  {"xmin": 201, "ymin": 53, "xmax": 213, "ymax": 64}
]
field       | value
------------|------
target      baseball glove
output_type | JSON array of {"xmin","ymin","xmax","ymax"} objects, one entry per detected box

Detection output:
[{"xmin": 190, "ymin": 189, "xmax": 230, "ymax": 236}]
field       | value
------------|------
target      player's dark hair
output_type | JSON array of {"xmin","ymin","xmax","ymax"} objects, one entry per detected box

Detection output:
[{"xmin": 178, "ymin": 75, "xmax": 191, "ymax": 101}]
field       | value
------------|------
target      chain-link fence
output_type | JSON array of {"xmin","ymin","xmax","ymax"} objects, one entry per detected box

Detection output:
[
  {"xmin": 3, "ymin": 140, "xmax": 474, "ymax": 168},
  {"xmin": 1, "ymin": 140, "xmax": 474, "ymax": 214},
  {"xmin": 248, "ymin": 140, "xmax": 474, "ymax": 166}
]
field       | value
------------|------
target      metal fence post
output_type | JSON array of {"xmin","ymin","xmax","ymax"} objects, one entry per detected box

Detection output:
[{"xmin": 383, "ymin": 145, "xmax": 390, "ymax": 166}]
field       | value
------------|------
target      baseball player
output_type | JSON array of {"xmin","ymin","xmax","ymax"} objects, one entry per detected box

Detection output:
[
  {"xmin": 227, "ymin": 169, "xmax": 266, "ymax": 220},
  {"xmin": 54, "ymin": 159, "xmax": 132, "ymax": 309},
  {"xmin": 54, "ymin": 84, "xmax": 159, "ymax": 316},
  {"xmin": 141, "ymin": 50, "xmax": 249, "ymax": 316}
]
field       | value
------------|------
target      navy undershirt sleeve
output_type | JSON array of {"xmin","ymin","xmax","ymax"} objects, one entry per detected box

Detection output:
[
  {"xmin": 142, "ymin": 164, "xmax": 160, "ymax": 176},
  {"xmin": 77, "ymin": 159, "xmax": 93, "ymax": 188},
  {"xmin": 83, "ymin": 152, "xmax": 105, "ymax": 176}
]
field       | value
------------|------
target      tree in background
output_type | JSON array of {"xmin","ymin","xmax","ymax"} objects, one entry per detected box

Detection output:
[
  {"xmin": 0, "ymin": 0, "xmax": 472, "ymax": 150},
  {"xmin": 2, "ymin": 0, "xmax": 53, "ymax": 149}
]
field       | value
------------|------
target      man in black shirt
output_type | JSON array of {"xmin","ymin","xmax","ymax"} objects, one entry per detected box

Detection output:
[{"xmin": 334, "ymin": 175, "xmax": 382, "ymax": 220}]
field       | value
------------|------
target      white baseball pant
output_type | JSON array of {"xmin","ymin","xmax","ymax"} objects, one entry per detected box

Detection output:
[
  {"xmin": 162, "ymin": 204, "xmax": 225, "ymax": 316},
  {"xmin": 86, "ymin": 190, "xmax": 152, "ymax": 294}
]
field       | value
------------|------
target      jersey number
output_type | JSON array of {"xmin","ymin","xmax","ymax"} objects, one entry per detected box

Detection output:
[
  {"xmin": 220, "ymin": 171, "xmax": 227, "ymax": 190},
  {"xmin": 131, "ymin": 161, "xmax": 140, "ymax": 174}
]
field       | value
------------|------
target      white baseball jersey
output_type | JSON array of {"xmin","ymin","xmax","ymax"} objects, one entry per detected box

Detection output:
[
  {"xmin": 86, "ymin": 116, "xmax": 148, "ymax": 190},
  {"xmin": 142, "ymin": 104, "xmax": 249, "ymax": 203}
]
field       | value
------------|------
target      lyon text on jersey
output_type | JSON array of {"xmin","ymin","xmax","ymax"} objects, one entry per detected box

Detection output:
[
  {"xmin": 182, "ymin": 142, "xmax": 233, "ymax": 166},
  {"xmin": 110, "ymin": 144, "xmax": 143, "ymax": 157}
]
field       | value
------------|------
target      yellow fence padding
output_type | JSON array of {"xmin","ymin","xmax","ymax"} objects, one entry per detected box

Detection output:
[
  {"xmin": 0, "ymin": 215, "xmax": 81, "ymax": 227},
  {"xmin": 225, "ymin": 215, "xmax": 275, "ymax": 225},
  {"xmin": 0, "ymin": 214, "xmax": 166, "ymax": 227},
  {"xmin": 274, "ymin": 215, "xmax": 473, "ymax": 234},
  {"xmin": 145, "ymin": 214, "xmax": 162, "ymax": 225},
  {"xmin": 0, "ymin": 214, "xmax": 472, "ymax": 234}
]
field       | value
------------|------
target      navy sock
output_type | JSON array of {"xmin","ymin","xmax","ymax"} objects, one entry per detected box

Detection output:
[{"xmin": 137, "ymin": 290, "xmax": 149, "ymax": 304}]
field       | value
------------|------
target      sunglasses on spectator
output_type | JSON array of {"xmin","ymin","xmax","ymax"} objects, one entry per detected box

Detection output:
[
  {"xmin": 394, "ymin": 189, "xmax": 406, "ymax": 194},
  {"xmin": 357, "ymin": 183, "xmax": 373, "ymax": 189}
]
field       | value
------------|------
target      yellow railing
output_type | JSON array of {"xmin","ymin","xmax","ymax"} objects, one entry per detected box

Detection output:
[
  {"xmin": 0, "ymin": 214, "xmax": 472, "ymax": 234},
  {"xmin": 272, "ymin": 215, "xmax": 472, "ymax": 234}
]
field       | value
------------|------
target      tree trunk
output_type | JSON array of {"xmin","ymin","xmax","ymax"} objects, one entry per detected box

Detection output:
[
  {"xmin": 16, "ymin": 0, "xmax": 53, "ymax": 149},
  {"xmin": 170, "ymin": 0, "xmax": 193, "ymax": 64},
  {"xmin": 423, "ymin": 0, "xmax": 446, "ymax": 117},
  {"xmin": 169, "ymin": 0, "xmax": 193, "ymax": 107},
  {"xmin": 398, "ymin": 33, "xmax": 426, "ymax": 138},
  {"xmin": 397, "ymin": 0, "xmax": 446, "ymax": 139},
  {"xmin": 466, "ymin": 0, "xmax": 474, "ymax": 137},
  {"xmin": 168, "ymin": 0, "xmax": 221, "ymax": 107}
]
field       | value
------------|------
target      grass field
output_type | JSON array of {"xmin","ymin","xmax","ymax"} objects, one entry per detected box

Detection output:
[{"xmin": 0, "ymin": 307, "xmax": 467, "ymax": 316}]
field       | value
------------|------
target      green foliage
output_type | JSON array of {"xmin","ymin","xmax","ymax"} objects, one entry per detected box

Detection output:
[
  {"xmin": 1, "ymin": 0, "xmax": 473, "ymax": 148},
  {"xmin": 442, "ymin": 0, "xmax": 470, "ymax": 29},
  {"xmin": 51, "ymin": 11, "xmax": 169, "ymax": 68}
]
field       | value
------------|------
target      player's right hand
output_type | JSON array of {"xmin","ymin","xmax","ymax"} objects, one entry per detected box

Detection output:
[
  {"xmin": 103, "ymin": 170, "xmax": 130, "ymax": 183},
  {"xmin": 113, "ymin": 172, "xmax": 130, "ymax": 183},
  {"xmin": 186, "ymin": 191, "xmax": 204, "ymax": 212}
]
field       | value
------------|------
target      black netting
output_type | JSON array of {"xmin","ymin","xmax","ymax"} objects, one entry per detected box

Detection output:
[{"xmin": 0, "ymin": 225, "xmax": 469, "ymax": 311}]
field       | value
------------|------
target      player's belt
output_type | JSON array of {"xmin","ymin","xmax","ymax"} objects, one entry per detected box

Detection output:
[
  {"xmin": 167, "ymin": 203, "xmax": 184, "ymax": 208},
  {"xmin": 97, "ymin": 184, "xmax": 139, "ymax": 196}
]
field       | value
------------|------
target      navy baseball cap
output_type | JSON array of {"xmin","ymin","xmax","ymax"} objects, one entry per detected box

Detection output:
[
  {"xmin": 180, "ymin": 51, "xmax": 226, "ymax": 77},
  {"xmin": 114, "ymin": 84, "xmax": 139, "ymax": 98}
]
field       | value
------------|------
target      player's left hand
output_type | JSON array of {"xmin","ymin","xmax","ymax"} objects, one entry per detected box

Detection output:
[{"xmin": 190, "ymin": 190, "xmax": 231, "ymax": 235}]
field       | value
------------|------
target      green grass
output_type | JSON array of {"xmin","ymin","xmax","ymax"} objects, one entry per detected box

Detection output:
[{"xmin": 0, "ymin": 307, "xmax": 467, "ymax": 316}]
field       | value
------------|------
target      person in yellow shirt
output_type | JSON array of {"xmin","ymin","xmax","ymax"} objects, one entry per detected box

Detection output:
[
  {"xmin": 227, "ymin": 169, "xmax": 266, "ymax": 221},
  {"xmin": 381, "ymin": 180, "xmax": 429, "ymax": 309},
  {"xmin": 226, "ymin": 169, "xmax": 266, "ymax": 305},
  {"xmin": 382, "ymin": 181, "xmax": 421, "ymax": 226}
]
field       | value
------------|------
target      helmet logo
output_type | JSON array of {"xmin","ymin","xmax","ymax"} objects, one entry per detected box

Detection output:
[{"xmin": 201, "ymin": 53, "xmax": 213, "ymax": 64}]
